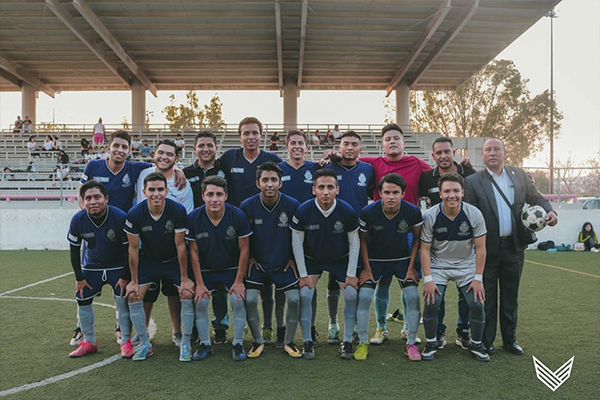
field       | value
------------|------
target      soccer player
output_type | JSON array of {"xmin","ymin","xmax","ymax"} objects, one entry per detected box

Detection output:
[
  {"xmin": 241, "ymin": 162, "xmax": 302, "ymax": 358},
  {"xmin": 67, "ymin": 181, "xmax": 132, "ymax": 358},
  {"xmin": 358, "ymin": 173, "xmax": 423, "ymax": 360},
  {"xmin": 418, "ymin": 137, "xmax": 476, "ymax": 350},
  {"xmin": 124, "ymin": 172, "xmax": 192, "ymax": 361},
  {"xmin": 186, "ymin": 176, "xmax": 252, "ymax": 361},
  {"xmin": 420, "ymin": 173, "xmax": 489, "ymax": 362},
  {"xmin": 291, "ymin": 169, "xmax": 360, "ymax": 360}
]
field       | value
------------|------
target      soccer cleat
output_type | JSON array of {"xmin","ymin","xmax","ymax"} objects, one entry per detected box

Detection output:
[
  {"xmin": 455, "ymin": 331, "xmax": 471, "ymax": 350},
  {"xmin": 405, "ymin": 344, "xmax": 422, "ymax": 361},
  {"xmin": 179, "ymin": 343, "xmax": 192, "ymax": 362},
  {"xmin": 232, "ymin": 344, "xmax": 247, "ymax": 361},
  {"xmin": 340, "ymin": 341, "xmax": 353, "ymax": 360},
  {"xmin": 283, "ymin": 342, "xmax": 302, "ymax": 358},
  {"xmin": 70, "ymin": 327, "xmax": 83, "ymax": 346},
  {"xmin": 302, "ymin": 341, "xmax": 315, "ymax": 360},
  {"xmin": 327, "ymin": 323, "xmax": 340, "ymax": 345},
  {"xmin": 353, "ymin": 342, "xmax": 369, "ymax": 361},
  {"xmin": 132, "ymin": 343, "xmax": 154, "ymax": 361},
  {"xmin": 120, "ymin": 340, "xmax": 134, "ymax": 358},
  {"xmin": 311, "ymin": 326, "xmax": 319, "ymax": 347},
  {"xmin": 437, "ymin": 332, "xmax": 447, "ymax": 349},
  {"xmin": 421, "ymin": 342, "xmax": 438, "ymax": 361},
  {"xmin": 400, "ymin": 329, "xmax": 422, "ymax": 344},
  {"xmin": 115, "ymin": 326, "xmax": 122, "ymax": 345},
  {"xmin": 248, "ymin": 342, "xmax": 265, "ymax": 358},
  {"xmin": 262, "ymin": 328, "xmax": 273, "ymax": 345},
  {"xmin": 172, "ymin": 332, "xmax": 183, "ymax": 347},
  {"xmin": 192, "ymin": 344, "xmax": 213, "ymax": 361},
  {"xmin": 386, "ymin": 308, "xmax": 403, "ymax": 323},
  {"xmin": 213, "ymin": 329, "xmax": 227, "ymax": 345},
  {"xmin": 370, "ymin": 328, "xmax": 389, "ymax": 345},
  {"xmin": 69, "ymin": 340, "xmax": 97, "ymax": 358},
  {"xmin": 276, "ymin": 326, "xmax": 286, "ymax": 349},
  {"xmin": 469, "ymin": 342, "xmax": 491, "ymax": 362}
]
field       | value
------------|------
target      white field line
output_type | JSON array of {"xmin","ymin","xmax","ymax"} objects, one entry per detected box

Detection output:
[{"xmin": 0, "ymin": 272, "xmax": 74, "ymax": 296}]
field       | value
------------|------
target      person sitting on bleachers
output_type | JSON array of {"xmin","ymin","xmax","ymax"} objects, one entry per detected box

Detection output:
[
  {"xmin": 27, "ymin": 135, "xmax": 40, "ymax": 158},
  {"xmin": 43, "ymin": 135, "xmax": 55, "ymax": 156},
  {"xmin": 53, "ymin": 135, "xmax": 64, "ymax": 151},
  {"xmin": 2, "ymin": 167, "xmax": 15, "ymax": 180},
  {"xmin": 311, "ymin": 130, "xmax": 321, "ymax": 148},
  {"xmin": 80, "ymin": 138, "xmax": 92, "ymax": 157},
  {"xmin": 84, "ymin": 147, "xmax": 95, "ymax": 163},
  {"xmin": 175, "ymin": 133, "xmax": 186, "ymax": 159},
  {"xmin": 139, "ymin": 139, "xmax": 154, "ymax": 160},
  {"xmin": 13, "ymin": 116, "xmax": 23, "ymax": 133},
  {"xmin": 131, "ymin": 134, "xmax": 142, "ymax": 157},
  {"xmin": 22, "ymin": 116, "xmax": 33, "ymax": 133},
  {"xmin": 97, "ymin": 146, "xmax": 110, "ymax": 160}
]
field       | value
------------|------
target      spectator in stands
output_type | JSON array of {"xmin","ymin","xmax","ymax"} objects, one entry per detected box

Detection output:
[
  {"xmin": 13, "ymin": 116, "xmax": 23, "ymax": 133},
  {"xmin": 22, "ymin": 116, "xmax": 33, "ymax": 133},
  {"xmin": 27, "ymin": 135, "xmax": 40, "ymax": 158},
  {"xmin": 57, "ymin": 149, "xmax": 70, "ymax": 166},
  {"xmin": 84, "ymin": 147, "xmax": 95, "ymax": 163},
  {"xmin": 139, "ymin": 139, "xmax": 154, "ymax": 160},
  {"xmin": 2, "ymin": 167, "xmax": 15, "ymax": 180},
  {"xmin": 270, "ymin": 131, "xmax": 280, "ymax": 151},
  {"xmin": 311, "ymin": 130, "xmax": 321, "ymax": 148},
  {"xmin": 43, "ymin": 135, "xmax": 55, "ymax": 156},
  {"xmin": 93, "ymin": 118, "xmax": 106, "ymax": 146},
  {"xmin": 97, "ymin": 146, "xmax": 110, "ymax": 160},
  {"xmin": 53, "ymin": 135, "xmax": 63, "ymax": 151},
  {"xmin": 325, "ymin": 129, "xmax": 335, "ymax": 145},
  {"xmin": 332, "ymin": 124, "xmax": 342, "ymax": 141},
  {"xmin": 131, "ymin": 134, "xmax": 142, "ymax": 157},
  {"xmin": 27, "ymin": 161, "xmax": 37, "ymax": 181},
  {"xmin": 579, "ymin": 222, "xmax": 599, "ymax": 252},
  {"xmin": 175, "ymin": 133, "xmax": 186, "ymax": 158},
  {"xmin": 80, "ymin": 138, "xmax": 92, "ymax": 157}
]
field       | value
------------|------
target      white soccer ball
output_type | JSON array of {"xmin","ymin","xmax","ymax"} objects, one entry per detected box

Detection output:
[{"xmin": 521, "ymin": 205, "xmax": 547, "ymax": 232}]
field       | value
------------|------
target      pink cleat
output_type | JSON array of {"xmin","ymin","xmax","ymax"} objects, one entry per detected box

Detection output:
[
  {"xmin": 405, "ymin": 343, "xmax": 422, "ymax": 361},
  {"xmin": 69, "ymin": 340, "xmax": 98, "ymax": 358},
  {"xmin": 120, "ymin": 340, "xmax": 134, "ymax": 358}
]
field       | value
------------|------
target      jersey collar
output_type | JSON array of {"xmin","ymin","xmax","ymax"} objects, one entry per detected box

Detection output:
[
  {"xmin": 205, "ymin": 205, "xmax": 226, "ymax": 227},
  {"xmin": 86, "ymin": 206, "xmax": 110, "ymax": 229},
  {"xmin": 380, "ymin": 200, "xmax": 401, "ymax": 221},
  {"xmin": 260, "ymin": 193, "xmax": 281, "ymax": 213},
  {"xmin": 105, "ymin": 158, "xmax": 126, "ymax": 176},
  {"xmin": 315, "ymin": 198, "xmax": 337, "ymax": 218}
]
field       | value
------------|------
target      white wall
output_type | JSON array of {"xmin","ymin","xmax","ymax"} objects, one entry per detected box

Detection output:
[{"xmin": 529, "ymin": 209, "xmax": 600, "ymax": 248}]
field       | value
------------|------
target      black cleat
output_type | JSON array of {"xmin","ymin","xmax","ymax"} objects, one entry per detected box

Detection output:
[
  {"xmin": 455, "ymin": 330, "xmax": 471, "ymax": 349},
  {"xmin": 421, "ymin": 342, "xmax": 438, "ymax": 361},
  {"xmin": 503, "ymin": 342, "xmax": 524, "ymax": 355},
  {"xmin": 340, "ymin": 341, "xmax": 353, "ymax": 360},
  {"xmin": 213, "ymin": 329, "xmax": 227, "ymax": 345},
  {"xmin": 437, "ymin": 332, "xmax": 447, "ymax": 349},
  {"xmin": 311, "ymin": 326, "xmax": 319, "ymax": 347},
  {"xmin": 302, "ymin": 341, "xmax": 315, "ymax": 360},
  {"xmin": 469, "ymin": 342, "xmax": 491, "ymax": 362},
  {"xmin": 276, "ymin": 326, "xmax": 286, "ymax": 349}
]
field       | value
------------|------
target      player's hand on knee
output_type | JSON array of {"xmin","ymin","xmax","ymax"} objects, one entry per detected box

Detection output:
[
  {"xmin": 75, "ymin": 279, "xmax": 92, "ymax": 299},
  {"xmin": 467, "ymin": 280, "xmax": 485, "ymax": 303},
  {"xmin": 115, "ymin": 278, "xmax": 129, "ymax": 298},
  {"xmin": 423, "ymin": 282, "xmax": 439, "ymax": 305},
  {"xmin": 230, "ymin": 281, "xmax": 246, "ymax": 301},
  {"xmin": 180, "ymin": 278, "xmax": 195, "ymax": 299},
  {"xmin": 194, "ymin": 284, "xmax": 210, "ymax": 304},
  {"xmin": 345, "ymin": 276, "xmax": 359, "ymax": 290},
  {"xmin": 359, "ymin": 270, "xmax": 374, "ymax": 286},
  {"xmin": 299, "ymin": 276, "xmax": 310, "ymax": 289},
  {"xmin": 404, "ymin": 267, "xmax": 420, "ymax": 284},
  {"xmin": 126, "ymin": 282, "xmax": 140, "ymax": 301}
]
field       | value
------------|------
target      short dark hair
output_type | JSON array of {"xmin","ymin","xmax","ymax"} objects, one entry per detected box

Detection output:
[
  {"xmin": 432, "ymin": 137, "xmax": 453, "ymax": 150},
  {"xmin": 202, "ymin": 175, "xmax": 228, "ymax": 194},
  {"xmin": 314, "ymin": 168, "xmax": 338, "ymax": 186},
  {"xmin": 340, "ymin": 130, "xmax": 361, "ymax": 141},
  {"xmin": 381, "ymin": 123, "xmax": 404, "ymax": 137},
  {"xmin": 438, "ymin": 172, "xmax": 465, "ymax": 190},
  {"xmin": 80, "ymin": 180, "xmax": 108, "ymax": 199},
  {"xmin": 256, "ymin": 161, "xmax": 283, "ymax": 181},
  {"xmin": 238, "ymin": 117, "xmax": 263, "ymax": 135},
  {"xmin": 109, "ymin": 130, "xmax": 131, "ymax": 145},
  {"xmin": 157, "ymin": 139, "xmax": 179, "ymax": 157},
  {"xmin": 285, "ymin": 130, "xmax": 307, "ymax": 146},
  {"xmin": 143, "ymin": 171, "xmax": 167, "ymax": 189},
  {"xmin": 194, "ymin": 131, "xmax": 217, "ymax": 147},
  {"xmin": 378, "ymin": 173, "xmax": 406, "ymax": 192}
]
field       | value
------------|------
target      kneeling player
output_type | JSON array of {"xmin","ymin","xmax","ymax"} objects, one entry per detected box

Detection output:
[
  {"xmin": 187, "ymin": 176, "xmax": 252, "ymax": 361},
  {"xmin": 124, "ymin": 172, "xmax": 192, "ymax": 361},
  {"xmin": 420, "ymin": 173, "xmax": 489, "ymax": 362},
  {"xmin": 290, "ymin": 169, "xmax": 360, "ymax": 360},
  {"xmin": 241, "ymin": 162, "xmax": 302, "ymax": 358},
  {"xmin": 358, "ymin": 173, "xmax": 423, "ymax": 360},
  {"xmin": 67, "ymin": 181, "xmax": 132, "ymax": 358}
]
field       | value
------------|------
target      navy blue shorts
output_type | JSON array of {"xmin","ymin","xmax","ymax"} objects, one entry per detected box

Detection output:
[
  {"xmin": 202, "ymin": 269, "xmax": 238, "ymax": 292},
  {"xmin": 76, "ymin": 267, "xmax": 125, "ymax": 301},
  {"xmin": 306, "ymin": 257, "xmax": 348, "ymax": 284},
  {"xmin": 138, "ymin": 258, "xmax": 181, "ymax": 291},
  {"xmin": 245, "ymin": 264, "xmax": 299, "ymax": 291}
]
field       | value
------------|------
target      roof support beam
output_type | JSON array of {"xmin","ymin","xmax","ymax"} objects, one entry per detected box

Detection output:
[
  {"xmin": 385, "ymin": 0, "xmax": 451, "ymax": 96},
  {"xmin": 45, "ymin": 0, "xmax": 131, "ymax": 89},
  {"xmin": 296, "ymin": 0, "xmax": 308, "ymax": 95},
  {"xmin": 71, "ymin": 0, "xmax": 157, "ymax": 97},
  {"xmin": 274, "ymin": 0, "xmax": 284, "ymax": 96},
  {"xmin": 0, "ymin": 55, "xmax": 56, "ymax": 98},
  {"xmin": 410, "ymin": 0, "xmax": 479, "ymax": 87},
  {"xmin": 0, "ymin": 68, "xmax": 22, "ymax": 88}
]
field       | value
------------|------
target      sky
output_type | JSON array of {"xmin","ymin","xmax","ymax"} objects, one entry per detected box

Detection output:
[{"xmin": 0, "ymin": 0, "xmax": 598, "ymax": 167}]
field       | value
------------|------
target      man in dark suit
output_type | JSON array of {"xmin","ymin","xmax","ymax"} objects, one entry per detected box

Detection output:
[{"xmin": 464, "ymin": 139, "xmax": 558, "ymax": 356}]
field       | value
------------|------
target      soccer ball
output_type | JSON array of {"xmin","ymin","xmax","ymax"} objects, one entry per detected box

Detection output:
[{"xmin": 521, "ymin": 205, "xmax": 547, "ymax": 232}]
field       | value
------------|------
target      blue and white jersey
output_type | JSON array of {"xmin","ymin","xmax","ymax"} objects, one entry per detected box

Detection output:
[
  {"xmin": 359, "ymin": 200, "xmax": 423, "ymax": 261},
  {"xmin": 278, "ymin": 161, "xmax": 319, "ymax": 203},
  {"xmin": 80, "ymin": 159, "xmax": 152, "ymax": 212},
  {"xmin": 218, "ymin": 148, "xmax": 282, "ymax": 207},
  {"xmin": 324, "ymin": 161, "xmax": 374, "ymax": 214},
  {"xmin": 67, "ymin": 205, "xmax": 128, "ymax": 269},
  {"xmin": 124, "ymin": 198, "xmax": 188, "ymax": 262},
  {"xmin": 240, "ymin": 193, "xmax": 300, "ymax": 271},
  {"xmin": 186, "ymin": 203, "xmax": 253, "ymax": 271},
  {"xmin": 420, "ymin": 202, "xmax": 487, "ymax": 270},
  {"xmin": 290, "ymin": 199, "xmax": 359, "ymax": 262}
]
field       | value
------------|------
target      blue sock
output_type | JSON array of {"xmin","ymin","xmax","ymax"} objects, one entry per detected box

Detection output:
[
  {"xmin": 229, "ymin": 294, "xmax": 246, "ymax": 346},
  {"xmin": 374, "ymin": 280, "xmax": 391, "ymax": 330},
  {"xmin": 113, "ymin": 295, "xmax": 131, "ymax": 343},
  {"xmin": 78, "ymin": 304, "xmax": 95, "ymax": 344},
  {"xmin": 180, "ymin": 299, "xmax": 194, "ymax": 346},
  {"xmin": 195, "ymin": 298, "xmax": 211, "ymax": 346},
  {"xmin": 403, "ymin": 286, "xmax": 421, "ymax": 345},
  {"xmin": 299, "ymin": 286, "xmax": 315, "ymax": 343},
  {"xmin": 356, "ymin": 287, "xmax": 375, "ymax": 343},
  {"xmin": 342, "ymin": 286, "xmax": 358, "ymax": 343},
  {"xmin": 129, "ymin": 301, "xmax": 149, "ymax": 345},
  {"xmin": 401, "ymin": 289, "xmax": 409, "ymax": 330},
  {"xmin": 245, "ymin": 289, "xmax": 263, "ymax": 344},
  {"xmin": 284, "ymin": 289, "xmax": 300, "ymax": 344}
]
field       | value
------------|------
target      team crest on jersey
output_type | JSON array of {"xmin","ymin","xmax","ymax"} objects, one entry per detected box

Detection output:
[
  {"xmin": 217, "ymin": 170, "xmax": 226, "ymax": 178},
  {"xmin": 333, "ymin": 220, "xmax": 344, "ymax": 234},
  {"xmin": 165, "ymin": 220, "xmax": 175, "ymax": 233},
  {"xmin": 397, "ymin": 220, "xmax": 409, "ymax": 233},
  {"xmin": 303, "ymin": 170, "xmax": 313, "ymax": 184},
  {"xmin": 458, "ymin": 221, "xmax": 470, "ymax": 236},
  {"xmin": 226, "ymin": 226, "xmax": 237, "ymax": 239},
  {"xmin": 122, "ymin": 173, "xmax": 131, "ymax": 187},
  {"xmin": 106, "ymin": 229, "xmax": 117, "ymax": 242},
  {"xmin": 278, "ymin": 212, "xmax": 289, "ymax": 227},
  {"xmin": 357, "ymin": 173, "xmax": 367, "ymax": 187}
]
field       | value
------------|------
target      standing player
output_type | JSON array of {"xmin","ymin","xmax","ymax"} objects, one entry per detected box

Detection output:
[
  {"xmin": 358, "ymin": 174, "xmax": 423, "ymax": 361},
  {"xmin": 420, "ymin": 173, "xmax": 489, "ymax": 362},
  {"xmin": 124, "ymin": 173, "xmax": 192, "ymax": 361},
  {"xmin": 241, "ymin": 162, "xmax": 302, "ymax": 358},
  {"xmin": 186, "ymin": 176, "xmax": 252, "ymax": 361},
  {"xmin": 418, "ymin": 137, "xmax": 476, "ymax": 349},
  {"xmin": 67, "ymin": 181, "xmax": 132, "ymax": 358},
  {"xmin": 290, "ymin": 169, "xmax": 360, "ymax": 360}
]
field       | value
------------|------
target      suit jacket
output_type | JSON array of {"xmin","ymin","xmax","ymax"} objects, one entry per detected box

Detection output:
[{"xmin": 464, "ymin": 166, "xmax": 553, "ymax": 259}]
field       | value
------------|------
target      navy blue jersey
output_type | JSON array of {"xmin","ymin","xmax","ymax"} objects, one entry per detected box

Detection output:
[
  {"xmin": 324, "ymin": 161, "xmax": 374, "ymax": 214},
  {"xmin": 240, "ymin": 193, "xmax": 300, "ymax": 271},
  {"xmin": 359, "ymin": 200, "xmax": 423, "ymax": 261},
  {"xmin": 124, "ymin": 198, "xmax": 188, "ymax": 262},
  {"xmin": 67, "ymin": 205, "xmax": 128, "ymax": 269},
  {"xmin": 81, "ymin": 159, "xmax": 152, "ymax": 212},
  {"xmin": 219, "ymin": 148, "xmax": 282, "ymax": 207},
  {"xmin": 290, "ymin": 199, "xmax": 359, "ymax": 262},
  {"xmin": 187, "ymin": 203, "xmax": 253, "ymax": 271},
  {"xmin": 278, "ymin": 161, "xmax": 319, "ymax": 203}
]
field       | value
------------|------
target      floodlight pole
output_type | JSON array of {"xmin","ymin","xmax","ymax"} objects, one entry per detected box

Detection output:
[{"xmin": 547, "ymin": 10, "xmax": 557, "ymax": 194}]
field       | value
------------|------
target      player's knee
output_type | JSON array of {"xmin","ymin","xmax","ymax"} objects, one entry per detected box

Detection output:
[
  {"xmin": 245, "ymin": 289, "xmax": 260, "ymax": 308},
  {"xmin": 285, "ymin": 289, "xmax": 300, "ymax": 308},
  {"xmin": 342, "ymin": 285, "xmax": 358, "ymax": 303},
  {"xmin": 299, "ymin": 286, "xmax": 314, "ymax": 302},
  {"xmin": 179, "ymin": 290, "xmax": 193, "ymax": 300},
  {"xmin": 402, "ymin": 286, "xmax": 420, "ymax": 307}
]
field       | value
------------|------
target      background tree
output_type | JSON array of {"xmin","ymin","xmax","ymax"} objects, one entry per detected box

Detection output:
[
  {"xmin": 410, "ymin": 59, "xmax": 563, "ymax": 166},
  {"xmin": 162, "ymin": 91, "xmax": 224, "ymax": 130}
]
